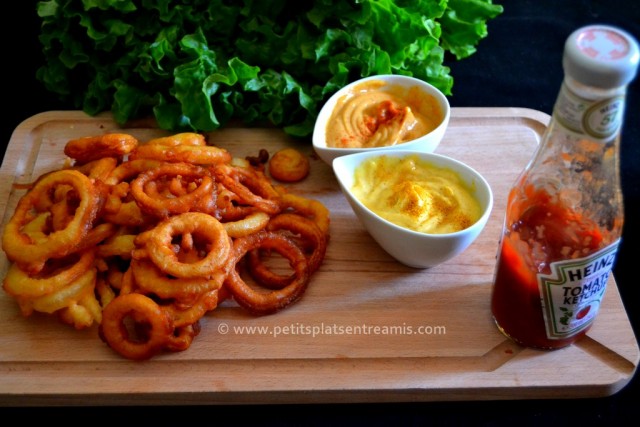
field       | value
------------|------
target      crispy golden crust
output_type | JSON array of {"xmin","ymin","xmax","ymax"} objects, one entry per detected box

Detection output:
[{"xmin": 268, "ymin": 148, "xmax": 310, "ymax": 182}]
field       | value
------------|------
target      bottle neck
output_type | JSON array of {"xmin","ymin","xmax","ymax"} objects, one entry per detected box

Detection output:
[
  {"xmin": 552, "ymin": 76, "xmax": 627, "ymax": 143},
  {"xmin": 512, "ymin": 73, "xmax": 626, "ymax": 240},
  {"xmin": 563, "ymin": 75, "xmax": 628, "ymax": 100}
]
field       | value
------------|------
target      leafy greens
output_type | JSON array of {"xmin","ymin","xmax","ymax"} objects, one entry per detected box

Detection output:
[{"xmin": 36, "ymin": 0, "xmax": 503, "ymax": 137}]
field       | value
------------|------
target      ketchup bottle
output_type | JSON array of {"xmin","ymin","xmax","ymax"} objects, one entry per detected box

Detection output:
[{"xmin": 491, "ymin": 25, "xmax": 639, "ymax": 349}]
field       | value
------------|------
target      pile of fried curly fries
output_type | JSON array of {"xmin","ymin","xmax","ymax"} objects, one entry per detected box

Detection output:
[{"xmin": 1, "ymin": 132, "xmax": 329, "ymax": 360}]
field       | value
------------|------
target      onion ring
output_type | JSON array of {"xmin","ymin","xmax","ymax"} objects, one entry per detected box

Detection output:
[
  {"xmin": 103, "ymin": 159, "xmax": 163, "ymax": 226},
  {"xmin": 165, "ymin": 323, "xmax": 201, "ymax": 352},
  {"xmin": 277, "ymin": 188, "xmax": 331, "ymax": 235},
  {"xmin": 71, "ymin": 157, "xmax": 118, "ymax": 181},
  {"xmin": 146, "ymin": 132, "xmax": 206, "ymax": 147},
  {"xmin": 99, "ymin": 293, "xmax": 174, "ymax": 360},
  {"xmin": 215, "ymin": 183, "xmax": 260, "ymax": 222},
  {"xmin": 131, "ymin": 259, "xmax": 225, "ymax": 301},
  {"xmin": 2, "ymin": 169, "xmax": 102, "ymax": 274},
  {"xmin": 64, "ymin": 133, "xmax": 138, "ymax": 164},
  {"xmin": 130, "ymin": 162, "xmax": 217, "ymax": 217},
  {"xmin": 135, "ymin": 212, "xmax": 232, "ymax": 279},
  {"xmin": 131, "ymin": 142, "xmax": 231, "ymax": 165},
  {"xmin": 162, "ymin": 289, "xmax": 220, "ymax": 328},
  {"xmin": 213, "ymin": 164, "xmax": 281, "ymax": 215},
  {"xmin": 224, "ymin": 231, "xmax": 310, "ymax": 315},
  {"xmin": 223, "ymin": 211, "xmax": 271, "ymax": 238},
  {"xmin": 105, "ymin": 159, "xmax": 162, "ymax": 186},
  {"xmin": 74, "ymin": 222, "xmax": 118, "ymax": 253},
  {"xmin": 3, "ymin": 249, "xmax": 95, "ymax": 298},
  {"xmin": 248, "ymin": 213, "xmax": 326, "ymax": 289}
]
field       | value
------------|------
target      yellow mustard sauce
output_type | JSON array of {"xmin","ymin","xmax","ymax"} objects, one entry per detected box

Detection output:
[
  {"xmin": 351, "ymin": 154, "xmax": 482, "ymax": 234},
  {"xmin": 326, "ymin": 80, "xmax": 442, "ymax": 148}
]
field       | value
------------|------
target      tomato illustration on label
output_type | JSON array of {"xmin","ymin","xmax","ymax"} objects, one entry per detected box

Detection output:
[{"xmin": 576, "ymin": 305, "xmax": 591, "ymax": 320}]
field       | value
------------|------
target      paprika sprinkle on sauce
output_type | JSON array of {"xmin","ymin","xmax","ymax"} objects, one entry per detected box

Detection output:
[
  {"xmin": 350, "ymin": 154, "xmax": 481, "ymax": 234},
  {"xmin": 326, "ymin": 79, "xmax": 442, "ymax": 149}
]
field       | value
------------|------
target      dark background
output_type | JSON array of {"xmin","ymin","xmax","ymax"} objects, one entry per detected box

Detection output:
[{"xmin": 2, "ymin": 1, "xmax": 639, "ymax": 425}]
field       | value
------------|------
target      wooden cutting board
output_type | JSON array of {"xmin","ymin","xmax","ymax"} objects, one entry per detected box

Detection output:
[{"xmin": 0, "ymin": 108, "xmax": 637, "ymax": 406}]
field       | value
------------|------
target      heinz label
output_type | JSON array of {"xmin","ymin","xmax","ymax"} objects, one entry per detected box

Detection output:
[{"xmin": 538, "ymin": 240, "xmax": 619, "ymax": 340}]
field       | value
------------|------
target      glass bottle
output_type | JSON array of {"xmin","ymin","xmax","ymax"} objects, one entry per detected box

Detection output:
[{"xmin": 491, "ymin": 25, "xmax": 639, "ymax": 349}]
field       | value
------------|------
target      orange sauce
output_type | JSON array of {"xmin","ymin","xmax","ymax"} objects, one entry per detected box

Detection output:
[{"xmin": 326, "ymin": 80, "xmax": 442, "ymax": 148}]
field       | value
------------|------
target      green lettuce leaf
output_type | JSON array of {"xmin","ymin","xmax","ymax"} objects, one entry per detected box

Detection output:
[{"xmin": 35, "ymin": 0, "xmax": 503, "ymax": 138}]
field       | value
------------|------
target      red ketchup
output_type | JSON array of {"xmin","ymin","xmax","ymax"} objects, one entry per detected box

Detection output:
[{"xmin": 491, "ymin": 185, "xmax": 609, "ymax": 349}]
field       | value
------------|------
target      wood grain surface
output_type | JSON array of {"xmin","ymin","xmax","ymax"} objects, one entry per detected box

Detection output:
[{"xmin": 0, "ymin": 108, "xmax": 637, "ymax": 406}]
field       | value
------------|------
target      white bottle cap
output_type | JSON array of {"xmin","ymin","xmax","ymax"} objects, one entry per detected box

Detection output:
[{"xmin": 563, "ymin": 25, "xmax": 639, "ymax": 88}]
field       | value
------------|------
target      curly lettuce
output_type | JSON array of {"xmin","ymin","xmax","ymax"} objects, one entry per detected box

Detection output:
[{"xmin": 36, "ymin": 0, "xmax": 503, "ymax": 137}]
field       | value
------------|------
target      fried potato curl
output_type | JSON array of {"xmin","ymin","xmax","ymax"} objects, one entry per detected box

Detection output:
[{"xmin": 1, "ymin": 132, "xmax": 330, "ymax": 360}]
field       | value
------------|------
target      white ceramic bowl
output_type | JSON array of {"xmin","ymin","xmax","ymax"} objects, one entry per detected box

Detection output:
[
  {"xmin": 313, "ymin": 74, "xmax": 450, "ymax": 165},
  {"xmin": 333, "ymin": 150, "xmax": 493, "ymax": 269}
]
